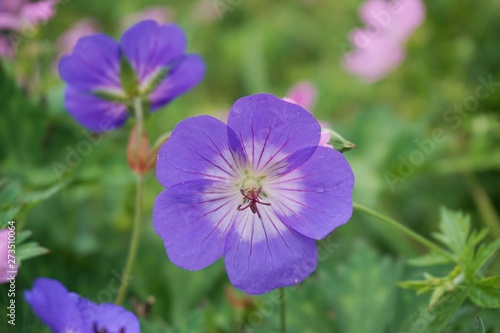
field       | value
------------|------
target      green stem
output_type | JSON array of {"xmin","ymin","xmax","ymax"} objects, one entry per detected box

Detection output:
[
  {"xmin": 353, "ymin": 202, "xmax": 457, "ymax": 263},
  {"xmin": 465, "ymin": 174, "xmax": 500, "ymax": 239},
  {"xmin": 115, "ymin": 99, "xmax": 145, "ymax": 305},
  {"xmin": 115, "ymin": 174, "xmax": 144, "ymax": 305},
  {"xmin": 279, "ymin": 288, "xmax": 285, "ymax": 333}
]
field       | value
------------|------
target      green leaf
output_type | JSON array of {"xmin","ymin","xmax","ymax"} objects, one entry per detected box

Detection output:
[
  {"xmin": 477, "ymin": 275, "xmax": 500, "ymax": 287},
  {"xmin": 140, "ymin": 67, "xmax": 169, "ymax": 96},
  {"xmin": 120, "ymin": 56, "xmax": 139, "ymax": 97},
  {"xmin": 15, "ymin": 241, "xmax": 49, "ymax": 263},
  {"xmin": 403, "ymin": 287, "xmax": 467, "ymax": 333},
  {"xmin": 92, "ymin": 90, "xmax": 128, "ymax": 103},
  {"xmin": 15, "ymin": 229, "xmax": 32, "ymax": 244},
  {"xmin": 20, "ymin": 180, "xmax": 69, "ymax": 205},
  {"xmin": 322, "ymin": 241, "xmax": 401, "ymax": 333},
  {"xmin": 469, "ymin": 239, "xmax": 500, "ymax": 277},
  {"xmin": 432, "ymin": 207, "xmax": 470, "ymax": 257},
  {"xmin": 0, "ymin": 206, "xmax": 21, "ymax": 226},
  {"xmin": 407, "ymin": 251, "xmax": 453, "ymax": 266},
  {"xmin": 170, "ymin": 309, "xmax": 206, "ymax": 333},
  {"xmin": 398, "ymin": 279, "xmax": 433, "ymax": 294},
  {"xmin": 468, "ymin": 285, "xmax": 500, "ymax": 308}
]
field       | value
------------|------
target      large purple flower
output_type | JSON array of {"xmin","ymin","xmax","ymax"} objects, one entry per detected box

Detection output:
[
  {"xmin": 24, "ymin": 278, "xmax": 140, "ymax": 332},
  {"xmin": 59, "ymin": 20, "xmax": 205, "ymax": 132},
  {"xmin": 153, "ymin": 94, "xmax": 354, "ymax": 294}
]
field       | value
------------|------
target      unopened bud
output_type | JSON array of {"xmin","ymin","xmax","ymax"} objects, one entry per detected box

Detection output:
[
  {"xmin": 326, "ymin": 129, "xmax": 357, "ymax": 153},
  {"xmin": 127, "ymin": 123, "xmax": 152, "ymax": 175}
]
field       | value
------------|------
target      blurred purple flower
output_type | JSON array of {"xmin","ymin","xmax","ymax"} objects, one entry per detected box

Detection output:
[
  {"xmin": 55, "ymin": 18, "xmax": 99, "ymax": 66},
  {"xmin": 153, "ymin": 93, "xmax": 354, "ymax": 294},
  {"xmin": 343, "ymin": 0, "xmax": 425, "ymax": 82},
  {"xmin": 0, "ymin": 0, "xmax": 57, "ymax": 58},
  {"xmin": 0, "ymin": 229, "xmax": 18, "ymax": 284},
  {"xmin": 25, "ymin": 278, "xmax": 140, "ymax": 332},
  {"xmin": 59, "ymin": 20, "xmax": 205, "ymax": 131}
]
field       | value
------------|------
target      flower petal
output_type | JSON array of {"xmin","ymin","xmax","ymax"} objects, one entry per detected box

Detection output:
[
  {"xmin": 343, "ymin": 35, "xmax": 404, "ymax": 82},
  {"xmin": 24, "ymin": 278, "xmax": 84, "ymax": 332},
  {"xmin": 149, "ymin": 54, "xmax": 205, "ymax": 110},
  {"xmin": 224, "ymin": 207, "xmax": 318, "ymax": 295},
  {"xmin": 360, "ymin": 0, "xmax": 425, "ymax": 43},
  {"xmin": 78, "ymin": 299, "xmax": 140, "ymax": 333},
  {"xmin": 267, "ymin": 147, "xmax": 354, "ymax": 240},
  {"xmin": 119, "ymin": 20, "xmax": 187, "ymax": 83},
  {"xmin": 156, "ymin": 115, "xmax": 245, "ymax": 188},
  {"xmin": 59, "ymin": 34, "xmax": 121, "ymax": 91},
  {"xmin": 64, "ymin": 87, "xmax": 129, "ymax": 132},
  {"xmin": 227, "ymin": 94, "xmax": 321, "ymax": 173},
  {"xmin": 153, "ymin": 179, "xmax": 240, "ymax": 270}
]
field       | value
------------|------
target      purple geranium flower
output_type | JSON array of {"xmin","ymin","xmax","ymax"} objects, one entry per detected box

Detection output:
[
  {"xmin": 25, "ymin": 278, "xmax": 140, "ymax": 332},
  {"xmin": 59, "ymin": 20, "xmax": 205, "ymax": 132},
  {"xmin": 153, "ymin": 93, "xmax": 354, "ymax": 294}
]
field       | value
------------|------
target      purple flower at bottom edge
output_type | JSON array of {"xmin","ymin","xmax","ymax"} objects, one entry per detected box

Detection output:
[
  {"xmin": 153, "ymin": 93, "xmax": 354, "ymax": 295},
  {"xmin": 59, "ymin": 19, "xmax": 205, "ymax": 132},
  {"xmin": 24, "ymin": 278, "xmax": 140, "ymax": 333}
]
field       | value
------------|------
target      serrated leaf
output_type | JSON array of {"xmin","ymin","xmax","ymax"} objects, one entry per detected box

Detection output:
[
  {"xmin": 464, "ymin": 239, "xmax": 500, "ymax": 282},
  {"xmin": 323, "ymin": 241, "xmax": 401, "ymax": 333},
  {"xmin": 468, "ymin": 285, "xmax": 500, "ymax": 308},
  {"xmin": 15, "ymin": 242, "xmax": 49, "ymax": 262},
  {"xmin": 477, "ymin": 275, "xmax": 500, "ymax": 287},
  {"xmin": 403, "ymin": 287, "xmax": 467, "ymax": 333},
  {"xmin": 432, "ymin": 207, "xmax": 470, "ymax": 257},
  {"xmin": 407, "ymin": 251, "xmax": 452, "ymax": 266}
]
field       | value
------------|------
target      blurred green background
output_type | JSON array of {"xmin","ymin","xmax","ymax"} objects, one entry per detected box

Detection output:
[{"xmin": 1, "ymin": 0, "xmax": 499, "ymax": 332}]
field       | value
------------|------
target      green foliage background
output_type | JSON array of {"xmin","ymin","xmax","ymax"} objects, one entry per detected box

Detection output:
[{"xmin": 1, "ymin": 0, "xmax": 499, "ymax": 332}]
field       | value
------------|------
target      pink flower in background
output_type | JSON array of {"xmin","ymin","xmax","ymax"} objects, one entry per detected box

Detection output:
[
  {"xmin": 121, "ymin": 6, "xmax": 172, "ymax": 29},
  {"xmin": 360, "ymin": 0, "xmax": 425, "ymax": 43},
  {"xmin": 283, "ymin": 81, "xmax": 355, "ymax": 151},
  {"xmin": 0, "ymin": 0, "xmax": 58, "ymax": 58},
  {"xmin": 344, "ymin": 33, "xmax": 405, "ymax": 82},
  {"xmin": 343, "ymin": 0, "xmax": 425, "ymax": 82},
  {"xmin": 283, "ymin": 81, "xmax": 317, "ymax": 111},
  {"xmin": 0, "ymin": 229, "xmax": 18, "ymax": 284}
]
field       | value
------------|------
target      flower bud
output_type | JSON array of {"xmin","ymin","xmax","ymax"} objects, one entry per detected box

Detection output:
[
  {"xmin": 127, "ymin": 123, "xmax": 152, "ymax": 175},
  {"xmin": 326, "ymin": 129, "xmax": 357, "ymax": 153}
]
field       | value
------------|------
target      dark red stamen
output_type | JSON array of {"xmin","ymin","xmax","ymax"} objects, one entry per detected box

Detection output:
[{"xmin": 237, "ymin": 187, "xmax": 271, "ymax": 219}]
